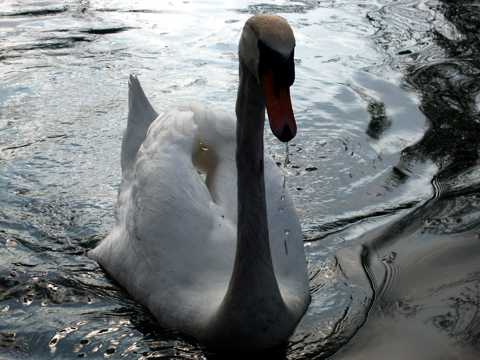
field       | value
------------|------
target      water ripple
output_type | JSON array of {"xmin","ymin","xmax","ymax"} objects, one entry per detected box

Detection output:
[{"xmin": 2, "ymin": 0, "xmax": 480, "ymax": 359}]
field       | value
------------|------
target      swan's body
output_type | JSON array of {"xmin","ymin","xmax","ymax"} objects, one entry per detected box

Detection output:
[{"xmin": 90, "ymin": 15, "xmax": 310, "ymax": 350}]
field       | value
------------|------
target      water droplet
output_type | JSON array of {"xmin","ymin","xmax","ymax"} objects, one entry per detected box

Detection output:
[
  {"xmin": 281, "ymin": 142, "xmax": 289, "ymax": 198},
  {"xmin": 199, "ymin": 142, "xmax": 208, "ymax": 151},
  {"xmin": 284, "ymin": 230, "xmax": 290, "ymax": 255},
  {"xmin": 284, "ymin": 142, "xmax": 290, "ymax": 167}
]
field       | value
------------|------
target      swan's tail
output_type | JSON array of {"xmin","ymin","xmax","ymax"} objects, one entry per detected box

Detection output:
[
  {"xmin": 121, "ymin": 75, "xmax": 159, "ymax": 176},
  {"xmin": 128, "ymin": 75, "xmax": 158, "ymax": 119}
]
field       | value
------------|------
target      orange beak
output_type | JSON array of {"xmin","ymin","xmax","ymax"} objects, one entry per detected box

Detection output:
[{"xmin": 261, "ymin": 70, "xmax": 297, "ymax": 142}]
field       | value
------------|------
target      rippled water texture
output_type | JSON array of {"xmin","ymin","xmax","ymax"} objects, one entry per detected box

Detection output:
[{"xmin": 1, "ymin": 0, "xmax": 480, "ymax": 359}]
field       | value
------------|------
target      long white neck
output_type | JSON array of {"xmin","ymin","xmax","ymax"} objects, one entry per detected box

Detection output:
[{"xmin": 205, "ymin": 61, "xmax": 293, "ymax": 349}]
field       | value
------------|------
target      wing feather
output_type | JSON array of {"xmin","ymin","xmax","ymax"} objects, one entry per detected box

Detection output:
[{"xmin": 121, "ymin": 75, "xmax": 159, "ymax": 177}]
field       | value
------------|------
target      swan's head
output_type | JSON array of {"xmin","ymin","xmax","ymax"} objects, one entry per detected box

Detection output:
[{"xmin": 239, "ymin": 15, "xmax": 296, "ymax": 142}]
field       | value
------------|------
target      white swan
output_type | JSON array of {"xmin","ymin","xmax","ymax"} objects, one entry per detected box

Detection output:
[{"xmin": 89, "ymin": 15, "xmax": 310, "ymax": 351}]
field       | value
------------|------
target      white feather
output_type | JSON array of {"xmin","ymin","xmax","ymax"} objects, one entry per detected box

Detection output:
[
  {"xmin": 90, "ymin": 15, "xmax": 309, "ymax": 349},
  {"xmin": 90, "ymin": 76, "xmax": 307, "ymax": 334}
]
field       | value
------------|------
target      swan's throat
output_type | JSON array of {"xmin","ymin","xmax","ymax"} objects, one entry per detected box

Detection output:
[
  {"xmin": 235, "ymin": 61, "xmax": 273, "ymax": 276},
  {"xmin": 206, "ymin": 63, "xmax": 290, "ymax": 346}
]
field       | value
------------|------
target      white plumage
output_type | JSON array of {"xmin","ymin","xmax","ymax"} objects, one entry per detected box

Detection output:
[{"xmin": 90, "ymin": 15, "xmax": 309, "ymax": 350}]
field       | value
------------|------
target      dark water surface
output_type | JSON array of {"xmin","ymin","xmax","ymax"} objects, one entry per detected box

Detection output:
[{"xmin": 1, "ymin": 0, "xmax": 479, "ymax": 359}]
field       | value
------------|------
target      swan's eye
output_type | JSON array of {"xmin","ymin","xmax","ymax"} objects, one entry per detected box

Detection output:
[{"xmin": 258, "ymin": 40, "xmax": 295, "ymax": 89}]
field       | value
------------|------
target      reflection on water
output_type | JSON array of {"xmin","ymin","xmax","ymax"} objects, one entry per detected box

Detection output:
[
  {"xmin": 331, "ymin": 1, "xmax": 480, "ymax": 359},
  {"xmin": 1, "ymin": 0, "xmax": 480, "ymax": 359}
]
